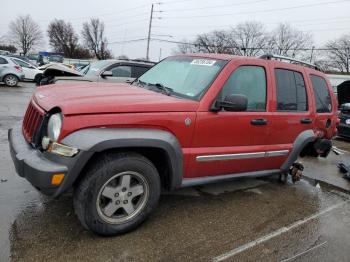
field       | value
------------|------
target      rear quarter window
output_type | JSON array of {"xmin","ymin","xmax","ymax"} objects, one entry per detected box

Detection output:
[
  {"xmin": 0, "ymin": 57, "xmax": 8, "ymax": 64},
  {"xmin": 275, "ymin": 69, "xmax": 308, "ymax": 111},
  {"xmin": 310, "ymin": 75, "xmax": 332, "ymax": 113}
]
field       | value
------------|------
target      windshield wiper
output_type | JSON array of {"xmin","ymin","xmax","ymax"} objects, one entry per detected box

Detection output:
[
  {"xmin": 133, "ymin": 80, "xmax": 174, "ymax": 96},
  {"xmin": 148, "ymin": 83, "xmax": 174, "ymax": 96}
]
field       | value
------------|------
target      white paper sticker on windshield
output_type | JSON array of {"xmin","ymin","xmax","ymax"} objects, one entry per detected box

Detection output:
[{"xmin": 191, "ymin": 59, "xmax": 216, "ymax": 66}]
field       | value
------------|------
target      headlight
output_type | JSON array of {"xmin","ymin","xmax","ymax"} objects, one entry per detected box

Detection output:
[{"xmin": 47, "ymin": 113, "xmax": 62, "ymax": 142}]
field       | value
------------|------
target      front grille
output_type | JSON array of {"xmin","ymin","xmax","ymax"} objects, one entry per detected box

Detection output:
[{"xmin": 22, "ymin": 101, "xmax": 44, "ymax": 143}]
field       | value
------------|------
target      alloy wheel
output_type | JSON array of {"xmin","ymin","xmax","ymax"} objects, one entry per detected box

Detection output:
[{"xmin": 96, "ymin": 171, "xmax": 149, "ymax": 224}]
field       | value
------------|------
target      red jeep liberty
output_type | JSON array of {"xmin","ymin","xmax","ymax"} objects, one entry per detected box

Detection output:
[{"xmin": 9, "ymin": 54, "xmax": 337, "ymax": 236}]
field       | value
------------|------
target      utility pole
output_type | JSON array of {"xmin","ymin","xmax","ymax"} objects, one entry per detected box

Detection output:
[
  {"xmin": 159, "ymin": 48, "xmax": 162, "ymax": 61},
  {"xmin": 146, "ymin": 4, "xmax": 154, "ymax": 61},
  {"xmin": 346, "ymin": 47, "xmax": 350, "ymax": 73},
  {"xmin": 310, "ymin": 46, "xmax": 315, "ymax": 63}
]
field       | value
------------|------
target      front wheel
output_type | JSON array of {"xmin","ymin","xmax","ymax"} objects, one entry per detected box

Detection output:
[
  {"xmin": 74, "ymin": 153, "xmax": 161, "ymax": 236},
  {"xmin": 3, "ymin": 74, "xmax": 19, "ymax": 87}
]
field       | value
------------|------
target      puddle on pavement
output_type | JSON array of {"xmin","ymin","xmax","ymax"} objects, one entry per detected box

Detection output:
[{"xmin": 4, "ymin": 176, "xmax": 349, "ymax": 262}]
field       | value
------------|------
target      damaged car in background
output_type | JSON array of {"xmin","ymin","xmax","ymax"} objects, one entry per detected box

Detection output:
[{"xmin": 39, "ymin": 59, "xmax": 155, "ymax": 86}]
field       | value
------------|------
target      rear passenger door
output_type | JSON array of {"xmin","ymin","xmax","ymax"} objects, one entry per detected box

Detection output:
[{"xmin": 268, "ymin": 67, "xmax": 313, "ymax": 151}]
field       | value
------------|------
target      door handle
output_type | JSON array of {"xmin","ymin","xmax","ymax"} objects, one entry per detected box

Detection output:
[
  {"xmin": 300, "ymin": 118, "xmax": 312, "ymax": 124},
  {"xmin": 251, "ymin": 119, "xmax": 268, "ymax": 125}
]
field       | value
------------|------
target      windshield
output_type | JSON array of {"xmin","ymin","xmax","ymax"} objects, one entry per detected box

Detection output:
[
  {"xmin": 84, "ymin": 60, "xmax": 111, "ymax": 76},
  {"xmin": 136, "ymin": 56, "xmax": 226, "ymax": 100}
]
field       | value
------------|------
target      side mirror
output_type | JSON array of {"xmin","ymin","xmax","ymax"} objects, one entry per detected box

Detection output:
[
  {"xmin": 212, "ymin": 94, "xmax": 248, "ymax": 112},
  {"xmin": 101, "ymin": 71, "xmax": 113, "ymax": 78}
]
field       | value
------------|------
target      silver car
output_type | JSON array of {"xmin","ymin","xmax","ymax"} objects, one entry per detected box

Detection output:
[
  {"xmin": 40, "ymin": 59, "xmax": 154, "ymax": 85},
  {"xmin": 0, "ymin": 55, "xmax": 25, "ymax": 86}
]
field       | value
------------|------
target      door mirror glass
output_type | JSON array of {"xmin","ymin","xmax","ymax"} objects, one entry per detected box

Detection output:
[
  {"xmin": 101, "ymin": 71, "xmax": 113, "ymax": 77},
  {"xmin": 215, "ymin": 94, "xmax": 248, "ymax": 112}
]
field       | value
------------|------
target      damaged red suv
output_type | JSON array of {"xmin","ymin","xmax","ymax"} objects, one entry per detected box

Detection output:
[{"xmin": 9, "ymin": 54, "xmax": 337, "ymax": 235}]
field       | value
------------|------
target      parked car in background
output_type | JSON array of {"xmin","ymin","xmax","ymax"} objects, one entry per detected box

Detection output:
[
  {"xmin": 6, "ymin": 54, "xmax": 36, "ymax": 66},
  {"xmin": 0, "ymin": 50, "xmax": 10, "ymax": 55},
  {"xmin": 0, "ymin": 55, "xmax": 24, "ymax": 87},
  {"xmin": 26, "ymin": 53, "xmax": 40, "ymax": 65},
  {"xmin": 10, "ymin": 57, "xmax": 43, "ymax": 83},
  {"xmin": 337, "ymin": 103, "xmax": 350, "ymax": 138},
  {"xmin": 49, "ymin": 55, "xmax": 64, "ymax": 63},
  {"xmin": 40, "ymin": 59, "xmax": 155, "ymax": 86},
  {"xmin": 39, "ymin": 63, "xmax": 85, "ymax": 85}
]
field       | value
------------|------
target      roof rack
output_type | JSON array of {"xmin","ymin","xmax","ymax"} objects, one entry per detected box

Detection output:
[{"xmin": 259, "ymin": 54, "xmax": 320, "ymax": 71}]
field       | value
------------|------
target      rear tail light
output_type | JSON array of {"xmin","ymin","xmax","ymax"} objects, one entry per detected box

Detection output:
[{"xmin": 14, "ymin": 65, "xmax": 22, "ymax": 72}]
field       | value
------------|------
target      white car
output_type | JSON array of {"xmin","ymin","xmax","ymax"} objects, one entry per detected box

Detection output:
[{"xmin": 11, "ymin": 57, "xmax": 42, "ymax": 83}]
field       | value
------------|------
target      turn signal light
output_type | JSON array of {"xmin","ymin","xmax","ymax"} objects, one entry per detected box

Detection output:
[{"xmin": 51, "ymin": 173, "xmax": 65, "ymax": 186}]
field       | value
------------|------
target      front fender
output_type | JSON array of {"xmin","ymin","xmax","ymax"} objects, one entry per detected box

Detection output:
[{"xmin": 60, "ymin": 128, "xmax": 183, "ymax": 191}]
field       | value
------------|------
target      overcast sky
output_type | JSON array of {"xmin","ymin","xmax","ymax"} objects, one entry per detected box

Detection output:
[{"xmin": 1, "ymin": 0, "xmax": 350, "ymax": 61}]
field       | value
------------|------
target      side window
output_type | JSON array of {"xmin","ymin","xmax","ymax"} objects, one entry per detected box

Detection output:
[
  {"xmin": 12, "ymin": 59, "xmax": 29, "ymax": 68},
  {"xmin": 310, "ymin": 75, "xmax": 332, "ymax": 113},
  {"xmin": 0, "ymin": 57, "xmax": 8, "ymax": 64},
  {"xmin": 132, "ymin": 66, "xmax": 150, "ymax": 78},
  {"xmin": 221, "ymin": 66, "xmax": 267, "ymax": 111},
  {"xmin": 110, "ymin": 65, "xmax": 132, "ymax": 77},
  {"xmin": 275, "ymin": 69, "xmax": 308, "ymax": 111}
]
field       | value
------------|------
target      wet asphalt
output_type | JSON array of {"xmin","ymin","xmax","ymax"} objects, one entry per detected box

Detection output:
[{"xmin": 1, "ymin": 82, "xmax": 350, "ymax": 262}]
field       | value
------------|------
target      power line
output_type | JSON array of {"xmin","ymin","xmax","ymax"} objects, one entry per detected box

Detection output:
[
  {"xmin": 109, "ymin": 38, "xmax": 148, "ymax": 45},
  {"xmin": 162, "ymin": 0, "xmax": 350, "ymax": 19},
  {"xmin": 153, "ymin": 16, "xmax": 350, "ymax": 29},
  {"xmin": 161, "ymin": 0, "xmax": 269, "ymax": 12}
]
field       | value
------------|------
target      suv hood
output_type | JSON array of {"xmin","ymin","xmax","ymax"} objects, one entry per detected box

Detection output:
[{"xmin": 34, "ymin": 82, "xmax": 199, "ymax": 115}]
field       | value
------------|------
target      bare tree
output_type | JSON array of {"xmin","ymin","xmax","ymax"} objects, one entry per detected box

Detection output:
[
  {"xmin": 324, "ymin": 34, "xmax": 350, "ymax": 73},
  {"xmin": 174, "ymin": 39, "xmax": 196, "ymax": 54},
  {"xmin": 8, "ymin": 15, "xmax": 43, "ymax": 55},
  {"xmin": 194, "ymin": 30, "xmax": 235, "ymax": 54},
  {"xmin": 230, "ymin": 21, "xmax": 268, "ymax": 56},
  {"xmin": 267, "ymin": 23, "xmax": 313, "ymax": 59},
  {"xmin": 175, "ymin": 22, "xmax": 267, "ymax": 56},
  {"xmin": 0, "ymin": 44, "xmax": 17, "ymax": 53},
  {"xmin": 82, "ymin": 18, "xmax": 112, "ymax": 60},
  {"xmin": 47, "ymin": 19, "xmax": 79, "ymax": 57}
]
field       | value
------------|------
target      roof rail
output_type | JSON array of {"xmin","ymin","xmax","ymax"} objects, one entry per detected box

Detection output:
[{"xmin": 259, "ymin": 54, "xmax": 320, "ymax": 71}]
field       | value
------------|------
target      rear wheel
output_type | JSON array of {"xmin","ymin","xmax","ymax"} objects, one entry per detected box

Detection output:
[
  {"xmin": 4, "ymin": 74, "xmax": 19, "ymax": 87},
  {"xmin": 74, "ymin": 152, "xmax": 161, "ymax": 236}
]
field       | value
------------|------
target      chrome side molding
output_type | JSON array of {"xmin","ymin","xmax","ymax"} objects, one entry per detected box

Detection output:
[{"xmin": 196, "ymin": 150, "xmax": 289, "ymax": 162}]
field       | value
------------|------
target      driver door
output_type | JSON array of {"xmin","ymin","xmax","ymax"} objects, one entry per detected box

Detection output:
[
  {"xmin": 188, "ymin": 62, "xmax": 276, "ymax": 178},
  {"xmin": 101, "ymin": 64, "xmax": 134, "ymax": 83}
]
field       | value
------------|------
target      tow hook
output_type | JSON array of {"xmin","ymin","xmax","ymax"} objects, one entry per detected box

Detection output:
[{"xmin": 289, "ymin": 162, "xmax": 304, "ymax": 183}]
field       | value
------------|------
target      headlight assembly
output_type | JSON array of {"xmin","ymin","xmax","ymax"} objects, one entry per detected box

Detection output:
[{"xmin": 47, "ymin": 113, "xmax": 62, "ymax": 142}]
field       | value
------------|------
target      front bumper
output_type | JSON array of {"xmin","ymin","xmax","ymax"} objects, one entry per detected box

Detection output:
[{"xmin": 8, "ymin": 125, "xmax": 69, "ymax": 196}]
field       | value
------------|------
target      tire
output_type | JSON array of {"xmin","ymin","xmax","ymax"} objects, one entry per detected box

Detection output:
[
  {"xmin": 3, "ymin": 74, "xmax": 19, "ymax": 87},
  {"xmin": 74, "ymin": 152, "xmax": 161, "ymax": 236},
  {"xmin": 34, "ymin": 74, "xmax": 42, "ymax": 85}
]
